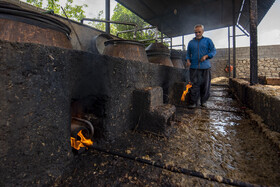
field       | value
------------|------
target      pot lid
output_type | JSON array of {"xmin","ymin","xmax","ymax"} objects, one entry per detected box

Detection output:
[
  {"xmin": 170, "ymin": 49, "xmax": 183, "ymax": 59},
  {"xmin": 104, "ymin": 39, "xmax": 145, "ymax": 47},
  {"xmin": 145, "ymin": 42, "xmax": 170, "ymax": 54}
]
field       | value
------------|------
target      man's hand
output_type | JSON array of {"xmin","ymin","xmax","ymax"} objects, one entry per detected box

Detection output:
[
  {"xmin": 186, "ymin": 59, "xmax": 191, "ymax": 67},
  {"xmin": 200, "ymin": 55, "xmax": 208, "ymax": 62}
]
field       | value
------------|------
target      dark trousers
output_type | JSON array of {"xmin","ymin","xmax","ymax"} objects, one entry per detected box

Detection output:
[{"xmin": 189, "ymin": 68, "xmax": 211, "ymax": 105}]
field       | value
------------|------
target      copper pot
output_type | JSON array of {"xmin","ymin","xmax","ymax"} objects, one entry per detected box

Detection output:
[
  {"xmin": 0, "ymin": 2, "xmax": 72, "ymax": 49},
  {"xmin": 145, "ymin": 42, "xmax": 173, "ymax": 67},
  {"xmin": 171, "ymin": 49, "xmax": 185, "ymax": 69},
  {"xmin": 103, "ymin": 40, "xmax": 149, "ymax": 63}
]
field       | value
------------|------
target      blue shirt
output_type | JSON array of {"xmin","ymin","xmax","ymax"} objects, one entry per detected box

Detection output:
[{"xmin": 186, "ymin": 37, "xmax": 216, "ymax": 69}]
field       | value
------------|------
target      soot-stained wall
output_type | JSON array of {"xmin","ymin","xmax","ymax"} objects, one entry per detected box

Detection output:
[
  {"xmin": 0, "ymin": 41, "xmax": 73, "ymax": 186},
  {"xmin": 0, "ymin": 40, "xmax": 186, "ymax": 185},
  {"xmin": 70, "ymin": 50, "xmax": 186, "ymax": 141}
]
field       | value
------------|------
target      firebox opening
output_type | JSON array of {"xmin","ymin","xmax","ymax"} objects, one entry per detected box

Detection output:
[{"xmin": 70, "ymin": 98, "xmax": 105, "ymax": 153}]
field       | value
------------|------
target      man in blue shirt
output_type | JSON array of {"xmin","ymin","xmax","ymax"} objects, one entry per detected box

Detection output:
[{"xmin": 186, "ymin": 24, "xmax": 216, "ymax": 109}]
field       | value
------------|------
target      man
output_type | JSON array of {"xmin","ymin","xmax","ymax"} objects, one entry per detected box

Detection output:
[{"xmin": 186, "ymin": 24, "xmax": 216, "ymax": 109}]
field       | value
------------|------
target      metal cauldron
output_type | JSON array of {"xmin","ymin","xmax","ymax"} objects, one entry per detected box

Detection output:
[
  {"xmin": 170, "ymin": 49, "xmax": 185, "ymax": 69},
  {"xmin": 145, "ymin": 42, "xmax": 173, "ymax": 67},
  {"xmin": 91, "ymin": 33, "xmax": 113, "ymax": 54},
  {"xmin": 103, "ymin": 40, "xmax": 149, "ymax": 63},
  {"xmin": 0, "ymin": 2, "xmax": 72, "ymax": 49}
]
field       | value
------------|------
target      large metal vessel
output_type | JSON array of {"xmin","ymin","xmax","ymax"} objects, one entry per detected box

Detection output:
[
  {"xmin": 145, "ymin": 42, "xmax": 173, "ymax": 67},
  {"xmin": 171, "ymin": 49, "xmax": 185, "ymax": 69},
  {"xmin": 0, "ymin": 2, "xmax": 72, "ymax": 49},
  {"xmin": 91, "ymin": 33, "xmax": 113, "ymax": 54},
  {"xmin": 103, "ymin": 40, "xmax": 149, "ymax": 63}
]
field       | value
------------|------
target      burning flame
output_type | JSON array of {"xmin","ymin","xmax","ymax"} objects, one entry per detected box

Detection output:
[
  {"xmin": 70, "ymin": 130, "xmax": 93, "ymax": 150},
  {"xmin": 181, "ymin": 82, "xmax": 192, "ymax": 101}
]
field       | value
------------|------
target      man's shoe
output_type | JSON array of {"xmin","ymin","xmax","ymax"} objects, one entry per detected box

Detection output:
[
  {"xmin": 201, "ymin": 103, "xmax": 206, "ymax": 107},
  {"xmin": 188, "ymin": 104, "xmax": 196, "ymax": 109}
]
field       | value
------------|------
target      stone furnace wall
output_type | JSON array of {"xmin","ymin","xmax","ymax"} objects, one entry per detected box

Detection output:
[{"xmin": 0, "ymin": 40, "xmax": 185, "ymax": 186}]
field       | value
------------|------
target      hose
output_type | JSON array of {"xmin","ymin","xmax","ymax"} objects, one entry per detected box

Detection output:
[{"xmin": 89, "ymin": 146, "xmax": 264, "ymax": 187}]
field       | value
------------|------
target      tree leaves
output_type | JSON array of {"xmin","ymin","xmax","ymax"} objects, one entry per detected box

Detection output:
[{"xmin": 24, "ymin": 0, "xmax": 87, "ymax": 21}]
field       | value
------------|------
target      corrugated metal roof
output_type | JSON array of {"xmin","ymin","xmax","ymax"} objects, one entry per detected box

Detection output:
[
  {"xmin": 116, "ymin": 0, "xmax": 275, "ymax": 37},
  {"xmin": 238, "ymin": 0, "xmax": 275, "ymax": 33}
]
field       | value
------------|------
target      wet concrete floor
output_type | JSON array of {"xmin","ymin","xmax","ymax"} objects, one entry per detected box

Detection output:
[{"xmin": 55, "ymin": 85, "xmax": 280, "ymax": 186}]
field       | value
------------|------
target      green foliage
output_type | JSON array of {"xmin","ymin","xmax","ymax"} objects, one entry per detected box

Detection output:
[
  {"xmin": 24, "ymin": 0, "xmax": 87, "ymax": 21},
  {"xmin": 111, "ymin": 3, "xmax": 155, "ymax": 41},
  {"xmin": 90, "ymin": 10, "xmax": 106, "ymax": 32},
  {"xmin": 46, "ymin": 0, "xmax": 60, "ymax": 14},
  {"xmin": 62, "ymin": 0, "xmax": 87, "ymax": 21},
  {"xmin": 26, "ymin": 0, "xmax": 43, "ymax": 7}
]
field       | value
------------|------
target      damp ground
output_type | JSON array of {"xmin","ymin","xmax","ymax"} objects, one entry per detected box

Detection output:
[{"xmin": 54, "ymin": 85, "xmax": 280, "ymax": 186}]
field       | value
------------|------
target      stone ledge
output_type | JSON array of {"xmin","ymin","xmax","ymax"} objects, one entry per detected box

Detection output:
[
  {"xmin": 246, "ymin": 109, "xmax": 280, "ymax": 150},
  {"xmin": 133, "ymin": 87, "xmax": 176, "ymax": 136},
  {"xmin": 229, "ymin": 78, "xmax": 280, "ymax": 133}
]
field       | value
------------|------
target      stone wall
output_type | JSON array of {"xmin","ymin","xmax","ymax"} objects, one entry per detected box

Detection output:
[
  {"xmin": 211, "ymin": 45, "xmax": 280, "ymax": 79},
  {"xmin": 236, "ymin": 58, "xmax": 280, "ymax": 78},
  {"xmin": 229, "ymin": 78, "xmax": 280, "ymax": 133},
  {"xmin": 0, "ymin": 40, "xmax": 185, "ymax": 186}
]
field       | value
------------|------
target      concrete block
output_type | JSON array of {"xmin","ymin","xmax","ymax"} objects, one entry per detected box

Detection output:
[
  {"xmin": 138, "ymin": 104, "xmax": 176, "ymax": 135},
  {"xmin": 133, "ymin": 86, "xmax": 176, "ymax": 135},
  {"xmin": 133, "ymin": 86, "xmax": 163, "ymax": 111}
]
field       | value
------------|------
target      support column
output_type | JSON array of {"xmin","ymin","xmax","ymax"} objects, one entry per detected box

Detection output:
[
  {"xmin": 228, "ymin": 26, "xmax": 231, "ymax": 78},
  {"xmin": 232, "ymin": 0, "xmax": 236, "ymax": 78},
  {"xmin": 182, "ymin": 35, "xmax": 185, "ymax": 51},
  {"xmin": 249, "ymin": 0, "xmax": 258, "ymax": 85},
  {"xmin": 170, "ymin": 38, "xmax": 172, "ymax": 50},
  {"xmin": 105, "ymin": 0, "xmax": 110, "ymax": 34}
]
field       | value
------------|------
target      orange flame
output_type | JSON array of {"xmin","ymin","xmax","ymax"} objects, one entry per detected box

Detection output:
[
  {"xmin": 70, "ymin": 130, "xmax": 93, "ymax": 150},
  {"xmin": 181, "ymin": 82, "xmax": 192, "ymax": 101}
]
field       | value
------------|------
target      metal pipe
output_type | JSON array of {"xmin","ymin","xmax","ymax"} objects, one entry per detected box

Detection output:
[
  {"xmin": 81, "ymin": 18, "xmax": 139, "ymax": 39},
  {"xmin": 72, "ymin": 117, "xmax": 94, "ymax": 139},
  {"xmin": 90, "ymin": 146, "xmax": 263, "ymax": 187},
  {"xmin": 60, "ymin": 6, "xmax": 82, "ymax": 49},
  {"xmin": 249, "ymin": 0, "xmax": 258, "ymax": 85},
  {"xmin": 155, "ymin": 27, "xmax": 159, "ymax": 41},
  {"xmin": 228, "ymin": 26, "xmax": 231, "ymax": 78},
  {"xmin": 237, "ymin": 0, "xmax": 246, "ymax": 24},
  {"xmin": 236, "ymin": 24, "xmax": 250, "ymax": 37},
  {"xmin": 169, "ymin": 44, "xmax": 185, "ymax": 47},
  {"xmin": 232, "ymin": 0, "xmax": 236, "ymax": 78},
  {"xmin": 182, "ymin": 35, "xmax": 185, "ymax": 51},
  {"xmin": 116, "ymin": 26, "xmax": 157, "ymax": 37},
  {"xmin": 139, "ymin": 37, "xmax": 170, "ymax": 42},
  {"xmin": 230, "ymin": 34, "xmax": 247, "ymax": 37},
  {"xmin": 81, "ymin": 18, "xmax": 137, "ymax": 27},
  {"xmin": 105, "ymin": 0, "xmax": 110, "ymax": 34}
]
